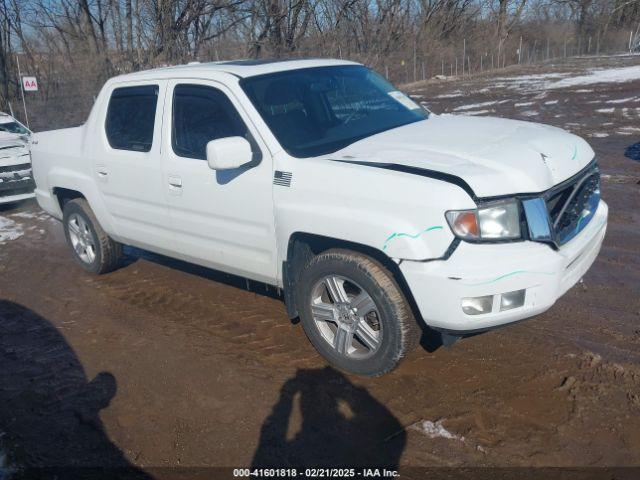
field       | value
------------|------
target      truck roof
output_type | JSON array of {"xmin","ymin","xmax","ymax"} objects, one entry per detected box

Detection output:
[{"xmin": 112, "ymin": 58, "xmax": 360, "ymax": 82}]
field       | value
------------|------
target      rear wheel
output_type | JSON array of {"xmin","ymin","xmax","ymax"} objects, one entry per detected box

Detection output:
[
  {"xmin": 297, "ymin": 249, "xmax": 420, "ymax": 376},
  {"xmin": 63, "ymin": 198, "xmax": 123, "ymax": 274}
]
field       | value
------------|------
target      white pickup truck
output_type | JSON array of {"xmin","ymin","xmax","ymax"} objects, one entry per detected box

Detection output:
[{"xmin": 32, "ymin": 59, "xmax": 607, "ymax": 376}]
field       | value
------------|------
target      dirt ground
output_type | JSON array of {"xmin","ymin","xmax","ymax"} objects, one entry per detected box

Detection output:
[{"xmin": 1, "ymin": 54, "xmax": 639, "ymax": 478}]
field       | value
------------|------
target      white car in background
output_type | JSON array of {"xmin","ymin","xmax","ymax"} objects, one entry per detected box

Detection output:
[
  {"xmin": 31, "ymin": 59, "xmax": 607, "ymax": 376},
  {"xmin": 0, "ymin": 112, "xmax": 34, "ymax": 205}
]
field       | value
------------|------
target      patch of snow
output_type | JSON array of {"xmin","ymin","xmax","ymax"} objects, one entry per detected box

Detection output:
[
  {"xmin": 460, "ymin": 109, "xmax": 491, "ymax": 116},
  {"xmin": 519, "ymin": 110, "xmax": 539, "ymax": 116},
  {"xmin": 9, "ymin": 211, "xmax": 47, "ymax": 220},
  {"xmin": 621, "ymin": 108, "xmax": 640, "ymax": 118},
  {"xmin": 589, "ymin": 132, "xmax": 609, "ymax": 138},
  {"xmin": 544, "ymin": 100, "xmax": 559, "ymax": 105},
  {"xmin": 515, "ymin": 101, "xmax": 534, "ymax": 107},
  {"xmin": 0, "ymin": 215, "xmax": 24, "ymax": 244},
  {"xmin": 574, "ymin": 89, "xmax": 593, "ymax": 93},
  {"xmin": 410, "ymin": 94, "xmax": 424, "ymax": 99},
  {"xmin": 494, "ymin": 73, "xmax": 567, "ymax": 82},
  {"xmin": 411, "ymin": 420, "xmax": 465, "ymax": 442},
  {"xmin": 606, "ymin": 97, "xmax": 638, "ymax": 104},
  {"xmin": 548, "ymin": 65, "xmax": 640, "ymax": 89},
  {"xmin": 454, "ymin": 100, "xmax": 500, "ymax": 111},
  {"xmin": 596, "ymin": 52, "xmax": 640, "ymax": 58},
  {"xmin": 435, "ymin": 91, "xmax": 464, "ymax": 99},
  {"xmin": 485, "ymin": 73, "xmax": 569, "ymax": 93},
  {"xmin": 596, "ymin": 108, "xmax": 615, "ymax": 113}
]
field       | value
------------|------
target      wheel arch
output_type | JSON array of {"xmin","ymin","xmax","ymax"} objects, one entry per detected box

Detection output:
[
  {"xmin": 282, "ymin": 232, "xmax": 424, "ymax": 329},
  {"xmin": 52, "ymin": 187, "xmax": 86, "ymax": 211}
]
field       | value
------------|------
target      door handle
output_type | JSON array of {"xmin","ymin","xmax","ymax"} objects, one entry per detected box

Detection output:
[
  {"xmin": 96, "ymin": 166, "xmax": 109, "ymax": 182},
  {"xmin": 168, "ymin": 175, "xmax": 183, "ymax": 196},
  {"xmin": 168, "ymin": 176, "xmax": 182, "ymax": 188}
]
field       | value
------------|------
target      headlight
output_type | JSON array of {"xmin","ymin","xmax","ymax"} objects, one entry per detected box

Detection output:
[{"xmin": 446, "ymin": 201, "xmax": 521, "ymax": 241}]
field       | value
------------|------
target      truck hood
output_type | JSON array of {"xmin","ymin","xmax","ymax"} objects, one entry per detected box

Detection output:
[{"xmin": 332, "ymin": 115, "xmax": 594, "ymax": 198}]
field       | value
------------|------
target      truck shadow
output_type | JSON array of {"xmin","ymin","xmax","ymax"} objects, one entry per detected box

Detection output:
[
  {"xmin": 123, "ymin": 245, "xmax": 282, "ymax": 301},
  {"xmin": 123, "ymin": 246, "xmax": 444, "ymax": 353},
  {"xmin": 624, "ymin": 142, "xmax": 640, "ymax": 162},
  {"xmin": 252, "ymin": 366, "xmax": 405, "ymax": 469},
  {"xmin": 0, "ymin": 300, "xmax": 150, "ymax": 479}
]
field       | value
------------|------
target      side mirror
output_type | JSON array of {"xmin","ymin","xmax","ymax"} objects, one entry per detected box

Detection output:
[{"xmin": 206, "ymin": 137, "xmax": 252, "ymax": 170}]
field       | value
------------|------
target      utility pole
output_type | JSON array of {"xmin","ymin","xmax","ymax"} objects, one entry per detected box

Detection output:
[{"xmin": 15, "ymin": 54, "xmax": 29, "ymax": 129}]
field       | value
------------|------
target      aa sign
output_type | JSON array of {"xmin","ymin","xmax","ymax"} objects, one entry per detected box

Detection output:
[{"xmin": 22, "ymin": 76, "xmax": 38, "ymax": 92}]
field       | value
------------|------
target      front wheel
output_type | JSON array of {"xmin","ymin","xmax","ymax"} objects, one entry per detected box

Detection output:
[{"xmin": 296, "ymin": 249, "xmax": 421, "ymax": 376}]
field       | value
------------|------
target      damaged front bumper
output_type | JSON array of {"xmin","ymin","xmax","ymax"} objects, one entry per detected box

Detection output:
[{"xmin": 400, "ymin": 201, "xmax": 608, "ymax": 333}]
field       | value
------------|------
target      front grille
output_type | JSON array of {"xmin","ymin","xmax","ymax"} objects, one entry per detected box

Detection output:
[
  {"xmin": 545, "ymin": 162, "xmax": 600, "ymax": 246},
  {"xmin": 0, "ymin": 162, "xmax": 31, "ymax": 173}
]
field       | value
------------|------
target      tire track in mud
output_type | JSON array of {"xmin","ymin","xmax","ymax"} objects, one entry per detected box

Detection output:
[{"xmin": 82, "ymin": 263, "xmax": 323, "ymax": 370}]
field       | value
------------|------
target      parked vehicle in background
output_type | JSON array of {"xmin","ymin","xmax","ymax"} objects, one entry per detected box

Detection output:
[
  {"xmin": 0, "ymin": 113, "xmax": 31, "ymax": 138},
  {"xmin": 0, "ymin": 112, "xmax": 34, "ymax": 205},
  {"xmin": 31, "ymin": 59, "xmax": 607, "ymax": 376}
]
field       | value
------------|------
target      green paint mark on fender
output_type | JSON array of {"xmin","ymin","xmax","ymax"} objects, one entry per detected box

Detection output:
[
  {"xmin": 382, "ymin": 225, "xmax": 443, "ymax": 251},
  {"xmin": 571, "ymin": 145, "xmax": 577, "ymax": 160},
  {"xmin": 461, "ymin": 270, "xmax": 556, "ymax": 287}
]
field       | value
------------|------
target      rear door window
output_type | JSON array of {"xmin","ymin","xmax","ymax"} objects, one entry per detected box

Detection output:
[{"xmin": 105, "ymin": 85, "xmax": 158, "ymax": 152}]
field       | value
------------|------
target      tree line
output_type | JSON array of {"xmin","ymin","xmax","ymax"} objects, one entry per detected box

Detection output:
[{"xmin": 0, "ymin": 0, "xmax": 638, "ymax": 125}]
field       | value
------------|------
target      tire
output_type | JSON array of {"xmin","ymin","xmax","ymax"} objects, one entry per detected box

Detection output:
[
  {"xmin": 296, "ymin": 249, "xmax": 421, "ymax": 376},
  {"xmin": 62, "ymin": 198, "xmax": 123, "ymax": 274}
]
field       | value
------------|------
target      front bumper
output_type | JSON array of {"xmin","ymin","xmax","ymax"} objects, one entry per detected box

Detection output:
[
  {"xmin": 0, "ymin": 178, "xmax": 36, "ymax": 204},
  {"xmin": 400, "ymin": 200, "xmax": 608, "ymax": 332}
]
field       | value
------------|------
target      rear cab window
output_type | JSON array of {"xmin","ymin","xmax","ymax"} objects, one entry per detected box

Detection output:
[{"xmin": 105, "ymin": 85, "xmax": 159, "ymax": 152}]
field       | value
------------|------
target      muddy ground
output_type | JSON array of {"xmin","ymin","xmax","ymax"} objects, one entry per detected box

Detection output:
[{"xmin": 1, "ymin": 54, "xmax": 639, "ymax": 478}]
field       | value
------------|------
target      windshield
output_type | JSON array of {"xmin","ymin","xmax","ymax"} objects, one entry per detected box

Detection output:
[
  {"xmin": 240, "ymin": 65, "xmax": 429, "ymax": 158},
  {"xmin": 0, "ymin": 120, "xmax": 29, "ymax": 135}
]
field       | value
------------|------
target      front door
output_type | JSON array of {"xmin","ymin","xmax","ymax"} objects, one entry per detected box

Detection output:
[{"xmin": 162, "ymin": 80, "xmax": 277, "ymax": 284}]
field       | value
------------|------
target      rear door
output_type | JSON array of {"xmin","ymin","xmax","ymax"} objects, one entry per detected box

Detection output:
[
  {"xmin": 161, "ymin": 79, "xmax": 277, "ymax": 284},
  {"xmin": 92, "ymin": 81, "xmax": 175, "ymax": 254}
]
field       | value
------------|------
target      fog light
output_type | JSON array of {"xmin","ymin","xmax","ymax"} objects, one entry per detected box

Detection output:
[
  {"xmin": 500, "ymin": 289, "xmax": 526, "ymax": 311},
  {"xmin": 461, "ymin": 295, "xmax": 494, "ymax": 315}
]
